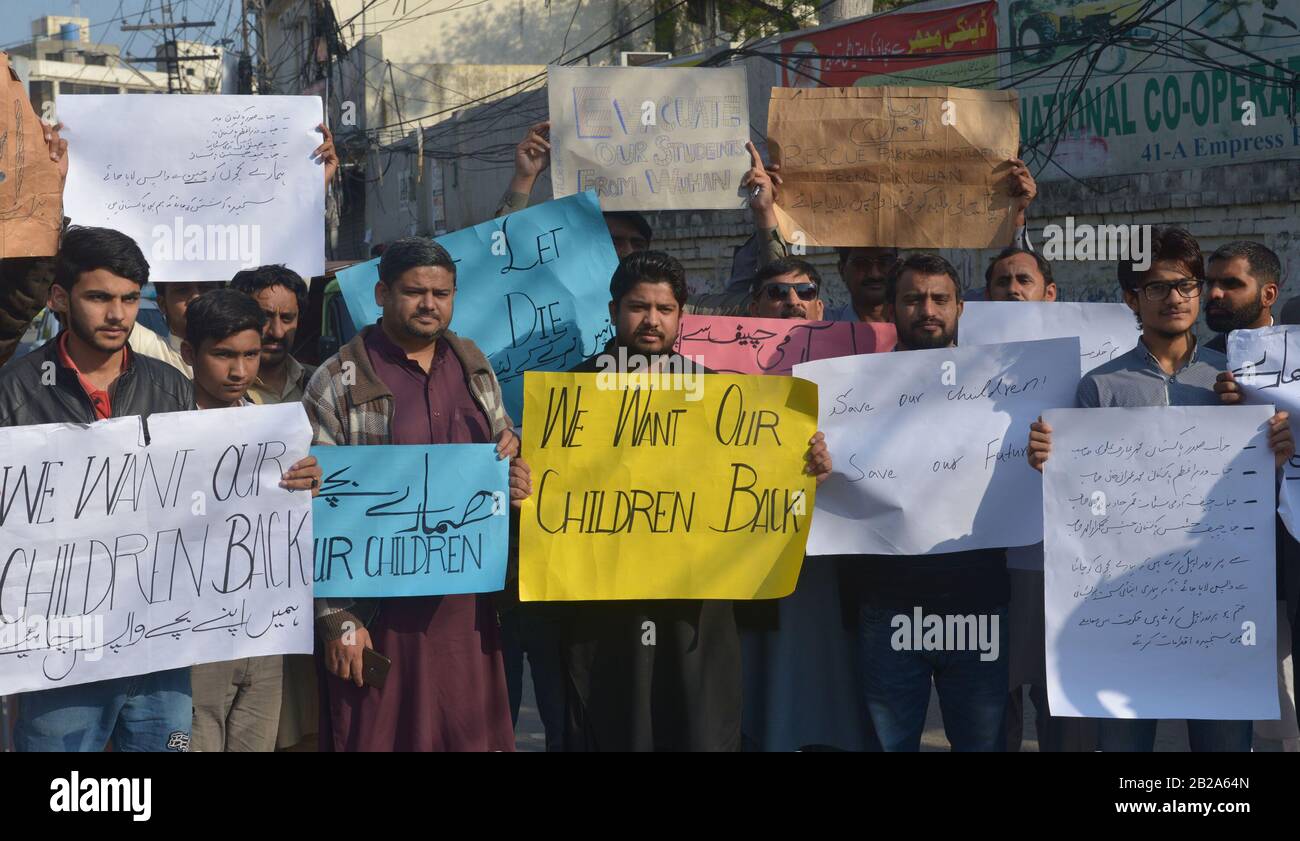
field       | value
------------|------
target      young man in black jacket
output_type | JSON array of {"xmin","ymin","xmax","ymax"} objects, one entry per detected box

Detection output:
[
  {"xmin": 1, "ymin": 226, "xmax": 197, "ymax": 752},
  {"xmin": 559, "ymin": 251, "xmax": 832, "ymax": 751}
]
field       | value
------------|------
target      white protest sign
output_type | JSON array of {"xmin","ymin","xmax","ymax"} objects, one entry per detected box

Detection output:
[
  {"xmin": 0, "ymin": 403, "xmax": 314, "ymax": 695},
  {"xmin": 1042, "ymin": 405, "xmax": 1277, "ymax": 720},
  {"xmin": 59, "ymin": 94, "xmax": 325, "ymax": 282},
  {"xmin": 960, "ymin": 301, "xmax": 1139, "ymax": 379},
  {"xmin": 793, "ymin": 337, "xmax": 1078, "ymax": 556},
  {"xmin": 1228, "ymin": 325, "xmax": 1300, "ymax": 540},
  {"xmin": 547, "ymin": 65, "xmax": 750, "ymax": 211}
]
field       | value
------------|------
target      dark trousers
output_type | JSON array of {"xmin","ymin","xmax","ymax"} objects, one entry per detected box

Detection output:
[
  {"xmin": 501, "ymin": 604, "xmax": 568, "ymax": 752},
  {"xmin": 1006, "ymin": 684, "xmax": 1099, "ymax": 751}
]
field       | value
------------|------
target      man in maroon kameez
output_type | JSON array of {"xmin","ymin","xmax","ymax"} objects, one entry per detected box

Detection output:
[{"xmin": 303, "ymin": 238, "xmax": 532, "ymax": 751}]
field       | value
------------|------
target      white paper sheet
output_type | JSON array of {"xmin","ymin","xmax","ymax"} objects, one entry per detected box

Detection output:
[
  {"xmin": 960, "ymin": 301, "xmax": 1140, "ymax": 379},
  {"xmin": 547, "ymin": 66, "xmax": 750, "ymax": 211},
  {"xmin": 60, "ymin": 94, "xmax": 325, "ymax": 281},
  {"xmin": 1042, "ymin": 405, "xmax": 1278, "ymax": 719},
  {"xmin": 0, "ymin": 403, "xmax": 314, "ymax": 695},
  {"xmin": 793, "ymin": 337, "xmax": 1079, "ymax": 556},
  {"xmin": 1228, "ymin": 324, "xmax": 1300, "ymax": 540}
]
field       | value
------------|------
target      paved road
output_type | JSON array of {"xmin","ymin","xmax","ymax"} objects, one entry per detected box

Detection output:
[{"xmin": 514, "ymin": 673, "xmax": 1288, "ymax": 752}]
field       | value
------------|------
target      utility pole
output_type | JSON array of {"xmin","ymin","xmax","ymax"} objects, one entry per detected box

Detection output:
[
  {"xmin": 121, "ymin": 3, "xmax": 218, "ymax": 93},
  {"xmin": 235, "ymin": 0, "xmax": 258, "ymax": 93}
]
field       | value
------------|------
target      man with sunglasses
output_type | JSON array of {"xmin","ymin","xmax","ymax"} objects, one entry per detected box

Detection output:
[
  {"xmin": 748, "ymin": 259, "xmax": 824, "ymax": 321},
  {"xmin": 1027, "ymin": 226, "xmax": 1294, "ymax": 752},
  {"xmin": 740, "ymin": 257, "xmax": 876, "ymax": 752}
]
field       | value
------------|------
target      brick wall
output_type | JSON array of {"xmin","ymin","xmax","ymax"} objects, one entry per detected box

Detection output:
[{"xmin": 648, "ymin": 159, "xmax": 1300, "ymax": 329}]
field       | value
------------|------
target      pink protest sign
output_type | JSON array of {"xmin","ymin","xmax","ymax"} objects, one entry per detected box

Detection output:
[{"xmin": 676, "ymin": 315, "xmax": 896, "ymax": 376}]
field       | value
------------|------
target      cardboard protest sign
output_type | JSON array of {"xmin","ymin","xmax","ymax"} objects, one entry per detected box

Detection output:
[
  {"xmin": 519, "ymin": 371, "xmax": 818, "ymax": 600},
  {"xmin": 0, "ymin": 404, "xmax": 314, "ymax": 696},
  {"xmin": 0, "ymin": 52, "xmax": 63, "ymax": 257},
  {"xmin": 59, "ymin": 94, "xmax": 325, "ymax": 281},
  {"xmin": 335, "ymin": 192, "xmax": 618, "ymax": 423},
  {"xmin": 1043, "ymin": 405, "xmax": 1277, "ymax": 720},
  {"xmin": 547, "ymin": 65, "xmax": 750, "ymax": 211},
  {"xmin": 794, "ymin": 337, "xmax": 1078, "ymax": 556},
  {"xmin": 766, "ymin": 85, "xmax": 1020, "ymax": 248},
  {"xmin": 676, "ymin": 314, "xmax": 895, "ymax": 375},
  {"xmin": 312, "ymin": 444, "xmax": 510, "ymax": 598}
]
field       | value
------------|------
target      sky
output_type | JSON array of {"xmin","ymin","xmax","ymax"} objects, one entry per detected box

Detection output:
[{"xmin": 0, "ymin": 1, "xmax": 239, "ymax": 56}]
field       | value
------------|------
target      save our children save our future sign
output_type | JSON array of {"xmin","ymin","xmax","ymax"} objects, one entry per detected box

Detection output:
[{"xmin": 0, "ymin": 404, "xmax": 314, "ymax": 695}]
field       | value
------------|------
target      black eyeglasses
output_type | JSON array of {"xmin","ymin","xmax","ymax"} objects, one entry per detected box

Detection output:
[
  {"xmin": 1138, "ymin": 279, "xmax": 1203, "ymax": 302},
  {"xmin": 761, "ymin": 282, "xmax": 819, "ymax": 302}
]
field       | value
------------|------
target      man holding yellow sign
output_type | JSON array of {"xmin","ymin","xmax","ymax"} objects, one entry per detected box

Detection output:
[{"xmin": 519, "ymin": 251, "xmax": 832, "ymax": 751}]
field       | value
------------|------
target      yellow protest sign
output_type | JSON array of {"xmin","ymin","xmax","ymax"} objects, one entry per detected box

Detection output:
[{"xmin": 519, "ymin": 371, "xmax": 818, "ymax": 601}]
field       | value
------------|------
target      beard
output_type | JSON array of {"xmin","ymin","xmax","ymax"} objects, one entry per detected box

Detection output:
[
  {"xmin": 627, "ymin": 331, "xmax": 671, "ymax": 354},
  {"xmin": 1205, "ymin": 295, "xmax": 1264, "ymax": 334},
  {"xmin": 853, "ymin": 279, "xmax": 888, "ymax": 307},
  {"xmin": 67, "ymin": 307, "xmax": 129, "ymax": 354},
  {"xmin": 398, "ymin": 311, "xmax": 444, "ymax": 342},
  {"xmin": 900, "ymin": 319, "xmax": 955, "ymax": 350}
]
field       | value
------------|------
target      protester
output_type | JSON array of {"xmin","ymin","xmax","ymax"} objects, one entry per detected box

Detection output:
[
  {"xmin": 557, "ymin": 250, "xmax": 832, "ymax": 751},
  {"xmin": 181, "ymin": 288, "xmax": 322, "ymax": 752},
  {"xmin": 739, "ymin": 258, "xmax": 874, "ymax": 752},
  {"xmin": 1027, "ymin": 226, "xmax": 1295, "ymax": 752},
  {"xmin": 747, "ymin": 257, "xmax": 825, "ymax": 321},
  {"xmin": 487, "ymin": 121, "xmax": 577, "ymax": 750},
  {"xmin": 985, "ymin": 247, "xmax": 1057, "ymax": 303},
  {"xmin": 1, "ymin": 226, "xmax": 195, "ymax": 751},
  {"xmin": 834, "ymin": 253, "xmax": 1010, "ymax": 752},
  {"xmin": 495, "ymin": 120, "xmax": 653, "ymax": 260},
  {"xmin": 302, "ymin": 237, "xmax": 531, "ymax": 751},
  {"xmin": 0, "ymin": 121, "xmax": 67, "ymax": 368},
  {"xmin": 231, "ymin": 265, "xmax": 317, "ymax": 405},
  {"xmin": 128, "ymin": 280, "xmax": 226, "ymax": 375},
  {"xmin": 980, "ymin": 247, "xmax": 1096, "ymax": 752},
  {"xmin": 226, "ymin": 265, "xmax": 321, "ymax": 750},
  {"xmin": 1204, "ymin": 241, "xmax": 1282, "ymax": 353},
  {"xmin": 1203, "ymin": 240, "xmax": 1298, "ymax": 750}
]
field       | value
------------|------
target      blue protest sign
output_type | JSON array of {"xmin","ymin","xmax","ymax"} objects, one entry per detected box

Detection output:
[
  {"xmin": 334, "ymin": 191, "xmax": 618, "ymax": 421},
  {"xmin": 312, "ymin": 444, "xmax": 510, "ymax": 597}
]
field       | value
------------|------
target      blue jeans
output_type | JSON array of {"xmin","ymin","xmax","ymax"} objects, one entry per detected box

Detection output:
[
  {"xmin": 14, "ymin": 668, "xmax": 192, "ymax": 752},
  {"xmin": 858, "ymin": 605, "xmax": 1009, "ymax": 752},
  {"xmin": 1098, "ymin": 718, "xmax": 1252, "ymax": 752}
]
